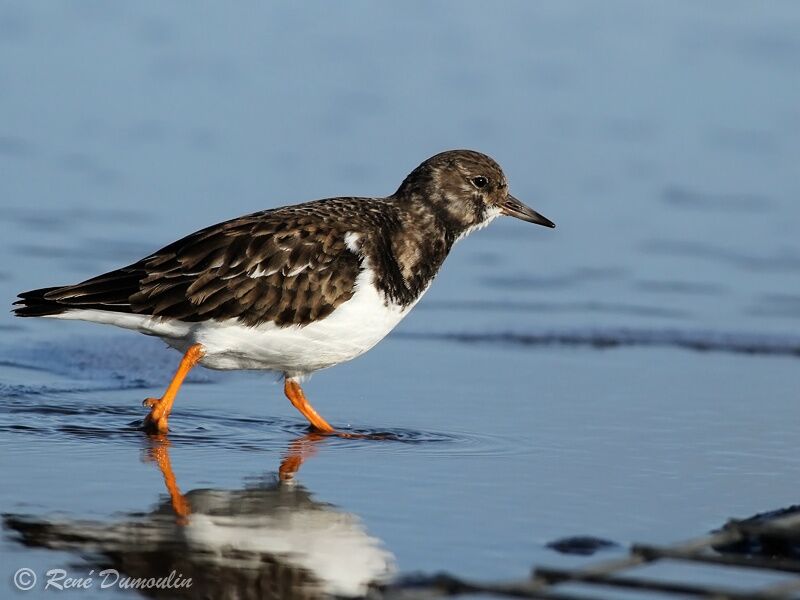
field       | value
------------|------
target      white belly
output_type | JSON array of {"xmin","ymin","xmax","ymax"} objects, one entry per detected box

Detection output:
[
  {"xmin": 188, "ymin": 269, "xmax": 414, "ymax": 375},
  {"xmin": 47, "ymin": 267, "xmax": 421, "ymax": 377}
]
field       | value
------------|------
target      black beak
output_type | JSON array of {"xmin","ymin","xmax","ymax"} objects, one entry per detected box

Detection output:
[{"xmin": 500, "ymin": 195, "xmax": 555, "ymax": 228}]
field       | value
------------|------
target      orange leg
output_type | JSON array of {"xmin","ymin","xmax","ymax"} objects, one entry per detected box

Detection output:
[
  {"xmin": 143, "ymin": 344, "xmax": 205, "ymax": 434},
  {"xmin": 278, "ymin": 432, "xmax": 326, "ymax": 481},
  {"xmin": 145, "ymin": 435, "xmax": 191, "ymax": 522},
  {"xmin": 284, "ymin": 379, "xmax": 335, "ymax": 433}
]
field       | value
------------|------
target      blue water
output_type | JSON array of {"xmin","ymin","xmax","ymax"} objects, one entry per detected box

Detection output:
[{"xmin": 1, "ymin": 2, "xmax": 799, "ymax": 598}]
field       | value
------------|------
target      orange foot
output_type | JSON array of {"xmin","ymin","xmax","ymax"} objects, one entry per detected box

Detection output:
[
  {"xmin": 141, "ymin": 344, "xmax": 204, "ymax": 434},
  {"xmin": 142, "ymin": 397, "xmax": 171, "ymax": 434}
]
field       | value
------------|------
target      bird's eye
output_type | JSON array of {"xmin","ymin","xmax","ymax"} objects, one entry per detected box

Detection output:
[{"xmin": 471, "ymin": 176, "xmax": 489, "ymax": 189}]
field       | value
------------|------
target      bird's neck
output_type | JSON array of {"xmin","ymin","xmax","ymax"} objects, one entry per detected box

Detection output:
[
  {"xmin": 363, "ymin": 195, "xmax": 488, "ymax": 308},
  {"xmin": 394, "ymin": 193, "xmax": 470, "ymax": 245}
]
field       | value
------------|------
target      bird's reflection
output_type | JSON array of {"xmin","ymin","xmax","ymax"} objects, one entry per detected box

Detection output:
[
  {"xmin": 4, "ymin": 435, "xmax": 395, "ymax": 599},
  {"xmin": 278, "ymin": 432, "xmax": 328, "ymax": 482}
]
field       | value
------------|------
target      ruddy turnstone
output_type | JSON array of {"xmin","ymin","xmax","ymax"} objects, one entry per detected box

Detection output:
[{"xmin": 14, "ymin": 150, "xmax": 554, "ymax": 434}]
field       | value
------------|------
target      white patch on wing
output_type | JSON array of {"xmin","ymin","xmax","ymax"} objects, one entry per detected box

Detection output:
[{"xmin": 344, "ymin": 231, "xmax": 361, "ymax": 253}]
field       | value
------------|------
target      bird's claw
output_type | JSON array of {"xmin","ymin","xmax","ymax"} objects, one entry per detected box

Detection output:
[{"xmin": 142, "ymin": 397, "xmax": 170, "ymax": 434}]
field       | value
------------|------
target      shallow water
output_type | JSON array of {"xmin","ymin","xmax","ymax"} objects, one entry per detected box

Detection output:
[{"xmin": 1, "ymin": 2, "xmax": 800, "ymax": 598}]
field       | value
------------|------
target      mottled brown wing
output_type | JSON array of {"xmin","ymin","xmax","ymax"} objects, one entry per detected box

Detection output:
[{"xmin": 19, "ymin": 208, "xmax": 362, "ymax": 327}]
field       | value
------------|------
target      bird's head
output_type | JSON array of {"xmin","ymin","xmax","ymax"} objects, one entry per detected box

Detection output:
[{"xmin": 394, "ymin": 149, "xmax": 555, "ymax": 234}]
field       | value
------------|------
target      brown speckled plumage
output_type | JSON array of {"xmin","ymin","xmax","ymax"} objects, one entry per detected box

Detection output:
[{"xmin": 14, "ymin": 150, "xmax": 554, "ymax": 328}]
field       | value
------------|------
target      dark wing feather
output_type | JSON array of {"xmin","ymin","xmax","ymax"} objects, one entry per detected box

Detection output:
[{"xmin": 14, "ymin": 202, "xmax": 364, "ymax": 327}]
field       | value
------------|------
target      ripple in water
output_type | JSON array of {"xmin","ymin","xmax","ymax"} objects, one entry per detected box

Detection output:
[
  {"xmin": 0, "ymin": 392, "xmax": 519, "ymax": 459},
  {"xmin": 317, "ymin": 425, "xmax": 518, "ymax": 458}
]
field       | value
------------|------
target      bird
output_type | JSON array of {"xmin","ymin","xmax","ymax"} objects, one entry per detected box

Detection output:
[{"xmin": 13, "ymin": 149, "xmax": 554, "ymax": 434}]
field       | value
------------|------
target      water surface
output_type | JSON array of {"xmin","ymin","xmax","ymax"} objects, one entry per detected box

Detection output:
[{"xmin": 1, "ymin": 1, "xmax": 799, "ymax": 598}]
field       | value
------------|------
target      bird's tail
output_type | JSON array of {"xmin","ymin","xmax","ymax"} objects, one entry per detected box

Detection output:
[
  {"xmin": 13, "ymin": 267, "xmax": 143, "ymax": 318},
  {"xmin": 12, "ymin": 287, "xmax": 70, "ymax": 317}
]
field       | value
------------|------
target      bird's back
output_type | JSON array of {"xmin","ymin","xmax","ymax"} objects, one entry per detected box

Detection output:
[{"xmin": 14, "ymin": 197, "xmax": 404, "ymax": 328}]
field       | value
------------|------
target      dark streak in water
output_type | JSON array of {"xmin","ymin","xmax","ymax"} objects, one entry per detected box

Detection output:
[
  {"xmin": 13, "ymin": 239, "xmax": 154, "ymax": 264},
  {"xmin": 59, "ymin": 152, "xmax": 124, "ymax": 187},
  {"xmin": 641, "ymin": 240, "xmax": 800, "ymax": 272},
  {"xmin": 5, "ymin": 206, "xmax": 153, "ymax": 227},
  {"xmin": 707, "ymin": 128, "xmax": 781, "ymax": 156},
  {"xmin": 661, "ymin": 185, "xmax": 771, "ymax": 211},
  {"xmin": 482, "ymin": 267, "xmax": 627, "ymax": 290},
  {"xmin": 0, "ymin": 336, "xmax": 220, "ymax": 389},
  {"xmin": 147, "ymin": 54, "xmax": 239, "ymax": 85},
  {"xmin": 601, "ymin": 117, "xmax": 657, "ymax": 143},
  {"xmin": 135, "ymin": 16, "xmax": 176, "ymax": 47},
  {"xmin": 398, "ymin": 328, "xmax": 800, "ymax": 358},
  {"xmin": 0, "ymin": 134, "xmax": 34, "ymax": 158},
  {"xmin": 546, "ymin": 536, "xmax": 621, "ymax": 556},
  {"xmin": 420, "ymin": 299, "xmax": 688, "ymax": 319},
  {"xmin": 635, "ymin": 280, "xmax": 727, "ymax": 297},
  {"xmin": 747, "ymin": 293, "xmax": 800, "ymax": 319},
  {"xmin": 731, "ymin": 29, "xmax": 800, "ymax": 68},
  {"xmin": 0, "ymin": 382, "xmax": 139, "ymax": 399}
]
